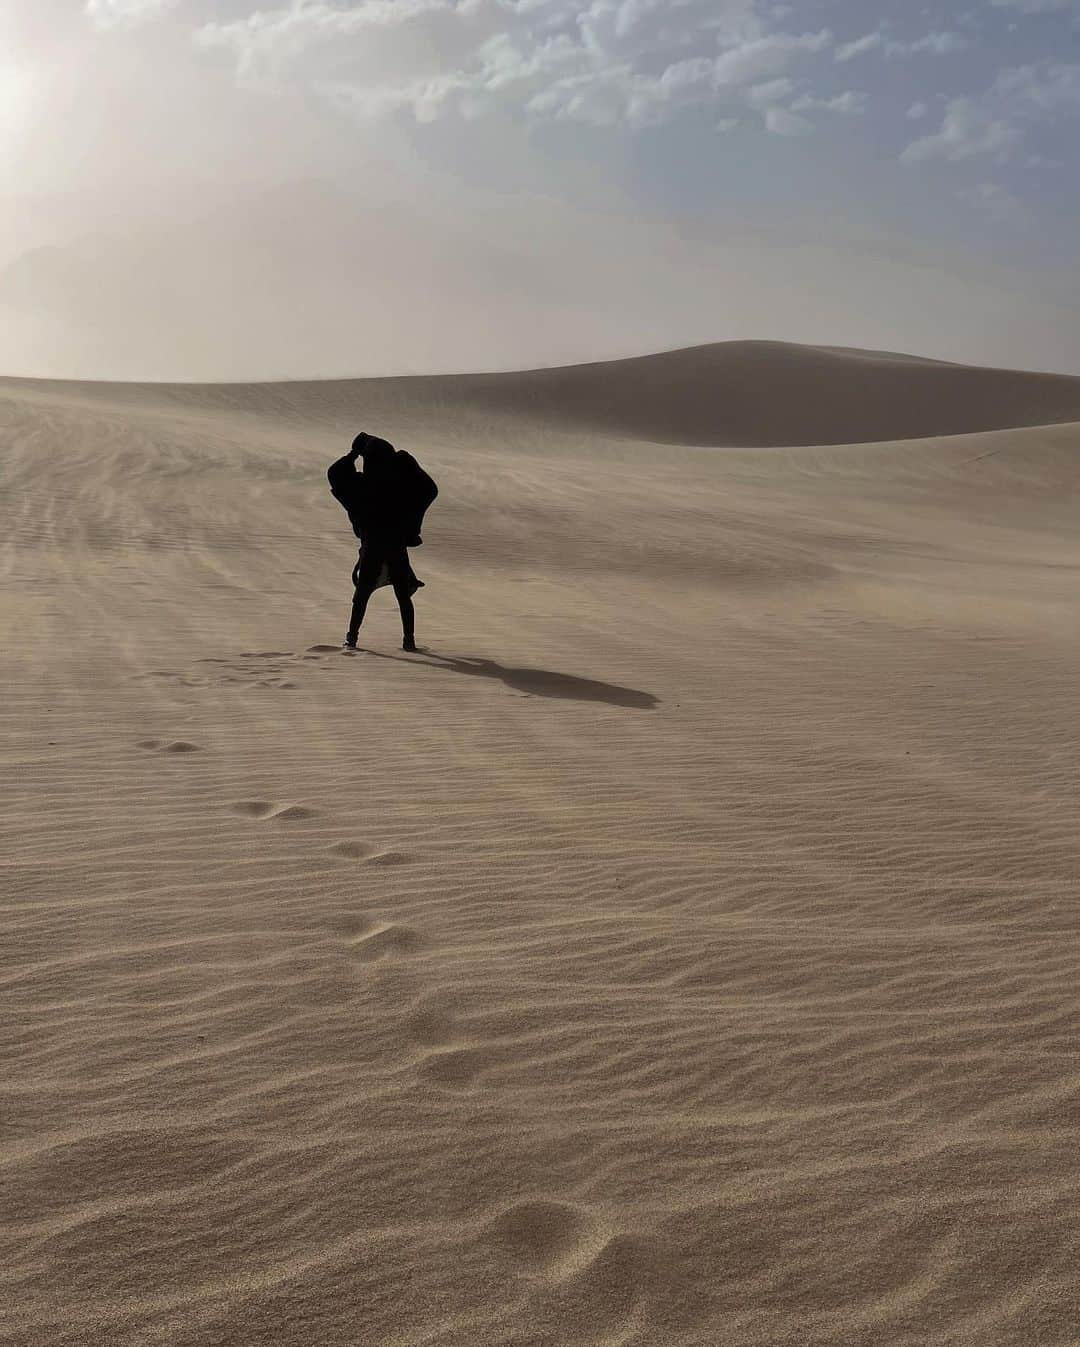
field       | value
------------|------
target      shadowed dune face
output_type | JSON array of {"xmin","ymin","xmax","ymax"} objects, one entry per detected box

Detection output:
[
  {"xmin": 447, "ymin": 341, "xmax": 1080, "ymax": 447},
  {"xmin": 4, "ymin": 345, "xmax": 1080, "ymax": 1347}
]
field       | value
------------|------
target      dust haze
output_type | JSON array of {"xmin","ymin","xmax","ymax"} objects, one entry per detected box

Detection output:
[{"xmin": 2, "ymin": 3, "xmax": 1078, "ymax": 381}]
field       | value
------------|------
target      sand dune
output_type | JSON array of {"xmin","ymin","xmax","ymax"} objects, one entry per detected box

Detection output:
[
  {"xmin": 447, "ymin": 340, "xmax": 1080, "ymax": 445},
  {"xmin": 10, "ymin": 339, "xmax": 1080, "ymax": 451},
  {"xmin": 3, "ymin": 343, "xmax": 1080, "ymax": 1346}
]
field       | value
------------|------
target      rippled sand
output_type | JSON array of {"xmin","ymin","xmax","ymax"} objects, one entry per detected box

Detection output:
[{"xmin": 3, "ymin": 343, "xmax": 1080, "ymax": 1345}]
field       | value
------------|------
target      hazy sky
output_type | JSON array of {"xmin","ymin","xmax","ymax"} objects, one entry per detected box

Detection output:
[{"xmin": 2, "ymin": 0, "xmax": 1079, "ymax": 379}]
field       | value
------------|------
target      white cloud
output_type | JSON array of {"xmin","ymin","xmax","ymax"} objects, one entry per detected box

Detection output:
[
  {"xmin": 996, "ymin": 61, "xmax": 1080, "ymax": 113},
  {"xmin": 711, "ymin": 29, "xmax": 831, "ymax": 85},
  {"xmin": 195, "ymin": 0, "xmax": 468, "ymax": 88},
  {"xmin": 763, "ymin": 105, "xmax": 811, "ymax": 135},
  {"xmin": 747, "ymin": 78, "xmax": 795, "ymax": 105},
  {"xmin": 901, "ymin": 97, "xmax": 1022, "ymax": 162},
  {"xmin": 901, "ymin": 58, "xmax": 1080, "ymax": 166},
  {"xmin": 194, "ymin": 1, "xmax": 834, "ymax": 130},
  {"xmin": 907, "ymin": 101, "xmax": 928, "ymax": 119},
  {"xmin": 905, "ymin": 31, "xmax": 968, "ymax": 55},
  {"xmin": 836, "ymin": 33, "xmax": 883, "ymax": 62},
  {"xmin": 792, "ymin": 90, "xmax": 867, "ymax": 115},
  {"xmin": 836, "ymin": 27, "xmax": 967, "ymax": 62},
  {"xmin": 741, "ymin": 67, "xmax": 860, "ymax": 134}
]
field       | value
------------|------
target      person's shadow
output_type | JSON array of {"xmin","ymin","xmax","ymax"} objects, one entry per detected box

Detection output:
[{"xmin": 366, "ymin": 649, "xmax": 658, "ymax": 709}]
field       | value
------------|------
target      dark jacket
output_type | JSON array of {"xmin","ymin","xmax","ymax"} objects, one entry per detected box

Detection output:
[{"xmin": 328, "ymin": 450, "xmax": 438, "ymax": 548}]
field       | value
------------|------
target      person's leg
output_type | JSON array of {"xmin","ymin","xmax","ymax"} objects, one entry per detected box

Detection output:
[
  {"xmin": 387, "ymin": 550, "xmax": 417, "ymax": 650},
  {"xmin": 395, "ymin": 589, "xmax": 416, "ymax": 651},
  {"xmin": 345, "ymin": 551, "xmax": 383, "ymax": 646},
  {"xmin": 404, "ymin": 558, "xmax": 424, "ymax": 596}
]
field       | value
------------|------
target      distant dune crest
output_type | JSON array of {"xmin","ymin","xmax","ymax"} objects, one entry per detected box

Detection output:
[
  {"xmin": 451, "ymin": 340, "xmax": 1080, "ymax": 447},
  {"xmin": 6, "ymin": 339, "xmax": 1080, "ymax": 449}
]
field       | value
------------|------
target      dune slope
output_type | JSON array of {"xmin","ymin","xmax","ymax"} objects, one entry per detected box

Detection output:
[
  {"xmin": 449, "ymin": 340, "xmax": 1080, "ymax": 445},
  {"xmin": 8, "ymin": 339, "xmax": 1080, "ymax": 450},
  {"xmin": 2, "ymin": 347, "xmax": 1080, "ymax": 1346}
]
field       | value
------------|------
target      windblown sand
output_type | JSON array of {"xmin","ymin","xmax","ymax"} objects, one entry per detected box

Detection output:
[{"xmin": 3, "ymin": 343, "xmax": 1080, "ymax": 1346}]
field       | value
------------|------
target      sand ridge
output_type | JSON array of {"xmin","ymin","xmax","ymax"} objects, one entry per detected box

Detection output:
[
  {"xmin": 8, "ymin": 338, "xmax": 1080, "ymax": 450},
  {"xmin": 2, "ymin": 343, "xmax": 1080, "ymax": 1345}
]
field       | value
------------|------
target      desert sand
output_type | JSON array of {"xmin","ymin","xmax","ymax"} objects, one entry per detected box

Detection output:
[{"xmin": 3, "ymin": 341, "xmax": 1080, "ymax": 1346}]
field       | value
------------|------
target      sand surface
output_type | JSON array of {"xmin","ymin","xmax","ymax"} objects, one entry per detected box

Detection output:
[{"xmin": 3, "ymin": 342, "xmax": 1080, "ymax": 1345}]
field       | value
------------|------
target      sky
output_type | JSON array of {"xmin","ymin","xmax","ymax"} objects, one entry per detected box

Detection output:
[{"xmin": 1, "ymin": 0, "xmax": 1078, "ymax": 380}]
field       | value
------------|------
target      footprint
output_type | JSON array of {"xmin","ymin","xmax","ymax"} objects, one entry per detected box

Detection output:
[
  {"xmin": 421, "ymin": 1046, "xmax": 499, "ymax": 1086},
  {"xmin": 349, "ymin": 924, "xmax": 424, "ymax": 962},
  {"xmin": 368, "ymin": 851, "xmax": 411, "ymax": 867},
  {"xmin": 333, "ymin": 912, "xmax": 376, "ymax": 939},
  {"xmin": 330, "ymin": 841, "xmax": 378, "ymax": 860},
  {"xmin": 561, "ymin": 1232, "xmax": 689, "ymax": 1322},
  {"xmin": 228, "ymin": 801, "xmax": 317, "ymax": 821},
  {"xmin": 306, "ymin": 645, "xmax": 341, "ymax": 654},
  {"xmin": 582, "ymin": 1234, "xmax": 665, "ymax": 1287},
  {"xmin": 483, "ymin": 1201, "xmax": 595, "ymax": 1275},
  {"xmin": 230, "ymin": 801, "xmax": 276, "ymax": 818},
  {"xmin": 330, "ymin": 841, "xmax": 411, "ymax": 865},
  {"xmin": 407, "ymin": 1003, "xmax": 458, "ymax": 1047},
  {"xmin": 482, "ymin": 1209, "xmax": 689, "ymax": 1331}
]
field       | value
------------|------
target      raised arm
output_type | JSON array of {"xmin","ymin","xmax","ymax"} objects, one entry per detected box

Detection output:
[
  {"xmin": 328, "ymin": 445, "xmax": 368, "ymax": 539},
  {"xmin": 327, "ymin": 445, "xmax": 362, "ymax": 505}
]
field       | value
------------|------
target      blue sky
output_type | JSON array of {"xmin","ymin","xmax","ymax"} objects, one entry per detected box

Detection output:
[{"xmin": 1, "ymin": 0, "xmax": 1078, "ymax": 378}]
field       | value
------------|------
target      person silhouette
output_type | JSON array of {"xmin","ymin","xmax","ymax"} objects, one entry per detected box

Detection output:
[{"xmin": 327, "ymin": 433, "xmax": 438, "ymax": 652}]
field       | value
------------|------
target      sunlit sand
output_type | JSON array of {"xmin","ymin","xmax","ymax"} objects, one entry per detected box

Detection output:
[{"xmin": 4, "ymin": 341, "xmax": 1080, "ymax": 1345}]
